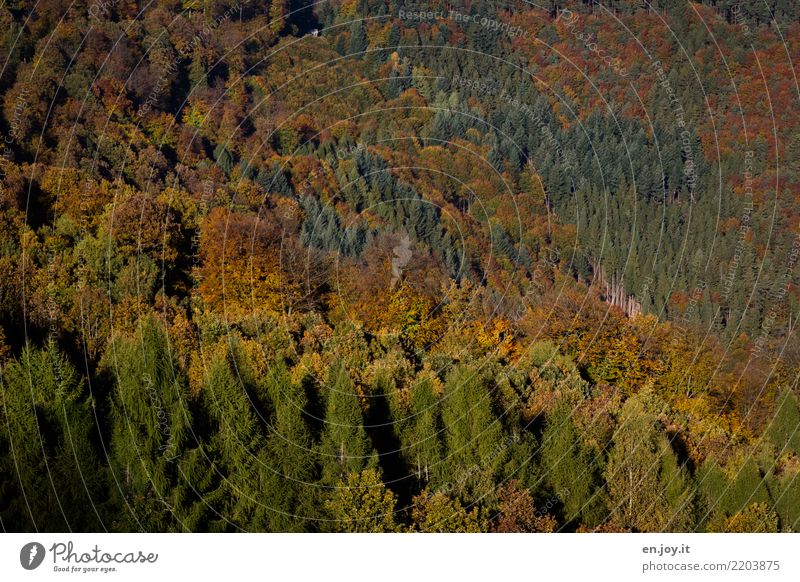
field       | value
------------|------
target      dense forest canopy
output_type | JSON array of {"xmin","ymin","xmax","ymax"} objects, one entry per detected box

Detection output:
[{"xmin": 0, "ymin": 0, "xmax": 799, "ymax": 532}]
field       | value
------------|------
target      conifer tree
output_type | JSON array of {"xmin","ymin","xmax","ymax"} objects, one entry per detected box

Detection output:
[
  {"xmin": 541, "ymin": 403, "xmax": 605, "ymax": 526},
  {"xmin": 441, "ymin": 365, "xmax": 505, "ymax": 499},
  {"xmin": 263, "ymin": 362, "xmax": 318, "ymax": 531},
  {"xmin": 319, "ymin": 361, "xmax": 374, "ymax": 486},
  {"xmin": 348, "ymin": 21, "xmax": 368, "ymax": 56},
  {"xmin": 107, "ymin": 318, "xmax": 202, "ymax": 531},
  {"xmin": 0, "ymin": 342, "xmax": 106, "ymax": 531},
  {"xmin": 767, "ymin": 390, "xmax": 800, "ymax": 456},
  {"xmin": 201, "ymin": 344, "xmax": 272, "ymax": 530}
]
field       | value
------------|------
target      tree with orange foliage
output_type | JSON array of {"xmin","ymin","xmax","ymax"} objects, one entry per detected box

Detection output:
[{"xmin": 198, "ymin": 207, "xmax": 303, "ymax": 318}]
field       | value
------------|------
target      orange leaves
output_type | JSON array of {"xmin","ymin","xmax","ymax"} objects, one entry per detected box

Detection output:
[
  {"xmin": 289, "ymin": 156, "xmax": 335, "ymax": 200},
  {"xmin": 108, "ymin": 187, "xmax": 180, "ymax": 264},
  {"xmin": 198, "ymin": 207, "xmax": 301, "ymax": 318},
  {"xmin": 474, "ymin": 316, "xmax": 517, "ymax": 359},
  {"xmin": 91, "ymin": 77, "xmax": 133, "ymax": 119}
]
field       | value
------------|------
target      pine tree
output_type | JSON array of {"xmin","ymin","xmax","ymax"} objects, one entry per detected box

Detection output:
[
  {"xmin": 348, "ymin": 21, "xmax": 368, "ymax": 57},
  {"xmin": 263, "ymin": 362, "xmax": 318, "ymax": 531},
  {"xmin": 768, "ymin": 470, "xmax": 800, "ymax": 532},
  {"xmin": 0, "ymin": 342, "xmax": 106, "ymax": 531},
  {"xmin": 318, "ymin": 361, "xmax": 374, "ymax": 486},
  {"xmin": 441, "ymin": 365, "xmax": 505, "ymax": 500},
  {"xmin": 541, "ymin": 403, "xmax": 605, "ymax": 526},
  {"xmin": 107, "ymin": 318, "xmax": 202, "ymax": 531},
  {"xmin": 201, "ymin": 343, "xmax": 272, "ymax": 530},
  {"xmin": 213, "ymin": 143, "xmax": 234, "ymax": 174}
]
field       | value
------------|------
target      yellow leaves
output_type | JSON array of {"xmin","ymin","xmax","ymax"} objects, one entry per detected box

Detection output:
[
  {"xmin": 144, "ymin": 113, "xmax": 177, "ymax": 149},
  {"xmin": 338, "ymin": 0, "xmax": 361, "ymax": 18},
  {"xmin": 411, "ymin": 490, "xmax": 484, "ymax": 533},
  {"xmin": 183, "ymin": 102, "xmax": 206, "ymax": 128},
  {"xmin": 299, "ymin": 321, "xmax": 334, "ymax": 354},
  {"xmin": 521, "ymin": 377, "xmax": 560, "ymax": 421},
  {"xmin": 188, "ymin": 338, "xmax": 227, "ymax": 397},
  {"xmin": 658, "ymin": 325, "xmax": 718, "ymax": 399},
  {"xmin": 268, "ymin": 0, "xmax": 290, "ymax": 35},
  {"xmin": 707, "ymin": 502, "xmax": 779, "ymax": 533},
  {"xmin": 44, "ymin": 167, "xmax": 109, "ymax": 229},
  {"xmin": 672, "ymin": 393, "xmax": 747, "ymax": 464},
  {"xmin": 199, "ymin": 255, "xmax": 289, "ymax": 318},
  {"xmin": 292, "ymin": 352, "xmax": 326, "ymax": 386},
  {"xmin": 324, "ymin": 469, "xmax": 400, "ymax": 533},
  {"xmin": 384, "ymin": 284, "xmax": 444, "ymax": 350},
  {"xmin": 579, "ymin": 318, "xmax": 642, "ymax": 388},
  {"xmin": 461, "ymin": 317, "xmax": 521, "ymax": 363},
  {"xmin": 235, "ymin": 337, "xmax": 271, "ymax": 383},
  {"xmin": 474, "ymin": 317, "xmax": 515, "ymax": 356}
]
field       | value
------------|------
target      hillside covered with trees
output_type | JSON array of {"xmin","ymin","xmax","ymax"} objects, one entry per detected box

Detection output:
[{"xmin": 1, "ymin": 0, "xmax": 799, "ymax": 532}]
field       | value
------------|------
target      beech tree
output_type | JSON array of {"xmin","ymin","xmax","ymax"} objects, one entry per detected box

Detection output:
[{"xmin": 324, "ymin": 468, "xmax": 399, "ymax": 532}]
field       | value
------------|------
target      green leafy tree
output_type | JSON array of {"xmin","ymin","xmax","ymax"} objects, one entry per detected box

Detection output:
[
  {"xmin": 324, "ymin": 468, "xmax": 399, "ymax": 532},
  {"xmin": 400, "ymin": 378, "xmax": 443, "ymax": 486},
  {"xmin": 411, "ymin": 490, "xmax": 484, "ymax": 532}
]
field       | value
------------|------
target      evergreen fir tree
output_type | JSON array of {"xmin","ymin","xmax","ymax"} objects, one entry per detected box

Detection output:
[{"xmin": 318, "ymin": 361, "xmax": 374, "ymax": 486}]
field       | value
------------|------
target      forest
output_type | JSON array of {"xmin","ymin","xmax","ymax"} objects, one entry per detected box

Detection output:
[{"xmin": 1, "ymin": 0, "xmax": 799, "ymax": 532}]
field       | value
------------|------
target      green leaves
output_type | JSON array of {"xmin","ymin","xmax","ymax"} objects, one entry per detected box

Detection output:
[
  {"xmin": 767, "ymin": 390, "xmax": 800, "ymax": 456},
  {"xmin": 541, "ymin": 404, "xmax": 605, "ymax": 526},
  {"xmin": 324, "ymin": 469, "xmax": 399, "ymax": 532}
]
